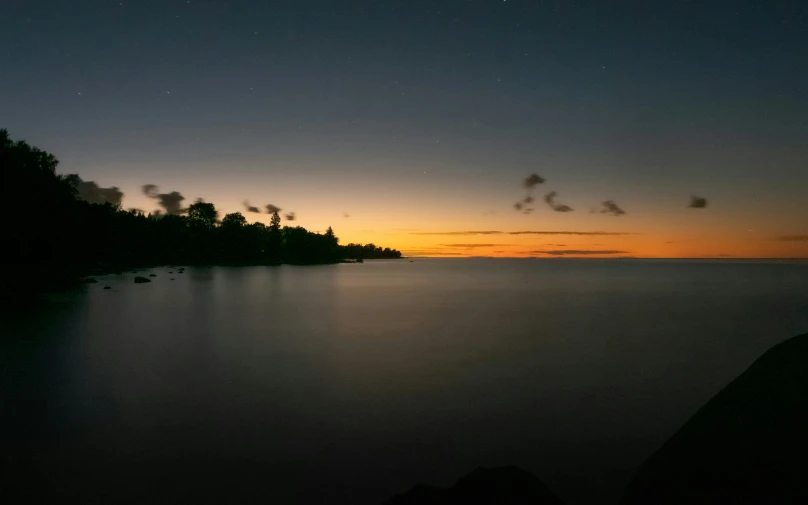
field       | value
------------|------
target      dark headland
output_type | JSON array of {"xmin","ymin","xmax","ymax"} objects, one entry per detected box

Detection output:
[{"xmin": 2, "ymin": 128, "xmax": 402, "ymax": 301}]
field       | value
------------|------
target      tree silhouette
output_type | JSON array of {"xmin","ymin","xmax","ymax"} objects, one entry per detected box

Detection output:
[{"xmin": 1, "ymin": 128, "xmax": 403, "ymax": 298}]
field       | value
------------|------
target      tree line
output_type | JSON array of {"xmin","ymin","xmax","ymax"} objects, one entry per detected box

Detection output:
[{"xmin": 1, "ymin": 128, "xmax": 401, "ymax": 296}]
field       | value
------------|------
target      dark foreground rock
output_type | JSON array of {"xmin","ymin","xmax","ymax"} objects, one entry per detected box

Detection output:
[
  {"xmin": 148, "ymin": 273, "xmax": 157, "ymax": 277},
  {"xmin": 133, "ymin": 276, "xmax": 151, "ymax": 283},
  {"xmin": 384, "ymin": 466, "xmax": 565, "ymax": 505},
  {"xmin": 621, "ymin": 332, "xmax": 808, "ymax": 505},
  {"xmin": 103, "ymin": 286, "xmax": 111, "ymax": 290}
]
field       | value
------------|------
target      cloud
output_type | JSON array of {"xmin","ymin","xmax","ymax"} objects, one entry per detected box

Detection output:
[
  {"xmin": 514, "ymin": 202, "xmax": 523, "ymax": 211},
  {"xmin": 243, "ymin": 200, "xmax": 261, "ymax": 213},
  {"xmin": 266, "ymin": 204, "xmax": 282, "ymax": 214},
  {"xmin": 411, "ymin": 230, "xmax": 636, "ymax": 236},
  {"xmin": 508, "ymin": 231, "xmax": 635, "ymax": 236},
  {"xmin": 343, "ymin": 212, "xmax": 350, "ymax": 218},
  {"xmin": 777, "ymin": 235, "xmax": 808, "ymax": 241},
  {"xmin": 142, "ymin": 184, "xmax": 186, "ymax": 215},
  {"xmin": 411, "ymin": 231, "xmax": 505, "ymax": 236},
  {"xmin": 439, "ymin": 244, "xmax": 505, "ymax": 248},
  {"xmin": 544, "ymin": 191, "xmax": 574, "ymax": 212},
  {"xmin": 142, "ymin": 184, "xmax": 158, "ymax": 198},
  {"xmin": 76, "ymin": 179, "xmax": 124, "ymax": 205},
  {"xmin": 531, "ymin": 249, "xmax": 630, "ymax": 256},
  {"xmin": 597, "ymin": 200, "xmax": 626, "ymax": 216},
  {"xmin": 688, "ymin": 195, "xmax": 708, "ymax": 208},
  {"xmin": 523, "ymin": 173, "xmax": 545, "ymax": 188},
  {"xmin": 408, "ymin": 251, "xmax": 465, "ymax": 256},
  {"xmin": 285, "ymin": 212, "xmax": 296, "ymax": 221},
  {"xmin": 523, "ymin": 196, "xmax": 534, "ymax": 204},
  {"xmin": 522, "ymin": 208, "xmax": 534, "ymax": 214}
]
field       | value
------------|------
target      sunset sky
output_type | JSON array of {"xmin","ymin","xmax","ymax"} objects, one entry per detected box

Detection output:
[{"xmin": 2, "ymin": 1, "xmax": 806, "ymax": 258}]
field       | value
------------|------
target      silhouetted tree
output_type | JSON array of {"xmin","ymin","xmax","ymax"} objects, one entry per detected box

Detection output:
[{"xmin": 0, "ymin": 128, "xmax": 403, "ymax": 298}]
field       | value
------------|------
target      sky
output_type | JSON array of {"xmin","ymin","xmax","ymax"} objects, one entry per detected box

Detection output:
[{"xmin": 2, "ymin": 0, "xmax": 806, "ymax": 258}]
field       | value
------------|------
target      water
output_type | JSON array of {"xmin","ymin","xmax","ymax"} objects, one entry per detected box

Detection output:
[{"xmin": 3, "ymin": 259, "xmax": 808, "ymax": 504}]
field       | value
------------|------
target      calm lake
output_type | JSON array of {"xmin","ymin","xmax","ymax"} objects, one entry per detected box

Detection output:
[{"xmin": 3, "ymin": 259, "xmax": 808, "ymax": 504}]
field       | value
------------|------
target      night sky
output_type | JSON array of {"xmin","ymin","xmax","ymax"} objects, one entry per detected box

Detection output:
[{"xmin": 3, "ymin": 0, "xmax": 807, "ymax": 257}]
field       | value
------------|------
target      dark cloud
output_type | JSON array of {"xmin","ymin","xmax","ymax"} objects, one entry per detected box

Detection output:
[
  {"xmin": 158, "ymin": 192, "xmax": 186, "ymax": 215},
  {"xmin": 266, "ymin": 204, "xmax": 282, "ymax": 214},
  {"xmin": 411, "ymin": 230, "xmax": 636, "ymax": 236},
  {"xmin": 411, "ymin": 231, "xmax": 504, "ymax": 236},
  {"xmin": 544, "ymin": 191, "xmax": 574, "ymax": 212},
  {"xmin": 408, "ymin": 251, "xmax": 465, "ymax": 256},
  {"xmin": 523, "ymin": 174, "xmax": 545, "ymax": 188},
  {"xmin": 285, "ymin": 212, "xmax": 296, "ymax": 221},
  {"xmin": 514, "ymin": 202, "xmax": 523, "ymax": 211},
  {"xmin": 142, "ymin": 184, "xmax": 186, "ymax": 215},
  {"xmin": 597, "ymin": 200, "xmax": 626, "ymax": 216},
  {"xmin": 440, "ymin": 244, "xmax": 504, "ymax": 248},
  {"xmin": 777, "ymin": 235, "xmax": 808, "ymax": 241},
  {"xmin": 508, "ymin": 231, "xmax": 635, "ymax": 236},
  {"xmin": 688, "ymin": 195, "xmax": 708, "ymax": 208},
  {"xmin": 243, "ymin": 200, "xmax": 261, "ymax": 213},
  {"xmin": 523, "ymin": 208, "xmax": 534, "ymax": 214},
  {"xmin": 142, "ymin": 184, "xmax": 158, "ymax": 198},
  {"xmin": 77, "ymin": 179, "xmax": 123, "ymax": 205},
  {"xmin": 531, "ymin": 250, "xmax": 630, "ymax": 256},
  {"xmin": 343, "ymin": 212, "xmax": 350, "ymax": 218},
  {"xmin": 523, "ymin": 196, "xmax": 534, "ymax": 204}
]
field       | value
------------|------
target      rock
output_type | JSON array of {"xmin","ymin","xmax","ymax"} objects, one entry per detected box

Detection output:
[
  {"xmin": 103, "ymin": 286, "xmax": 112, "ymax": 290},
  {"xmin": 170, "ymin": 278, "xmax": 175, "ymax": 280},
  {"xmin": 133, "ymin": 276, "xmax": 151, "ymax": 283},
  {"xmin": 148, "ymin": 274, "xmax": 157, "ymax": 277},
  {"xmin": 621, "ymin": 332, "xmax": 808, "ymax": 505},
  {"xmin": 81, "ymin": 278, "xmax": 98, "ymax": 284},
  {"xmin": 384, "ymin": 466, "xmax": 565, "ymax": 505},
  {"xmin": 178, "ymin": 271, "xmax": 184, "ymax": 274},
  {"xmin": 168, "ymin": 271, "xmax": 173, "ymax": 274},
  {"xmin": 357, "ymin": 258, "xmax": 364, "ymax": 263}
]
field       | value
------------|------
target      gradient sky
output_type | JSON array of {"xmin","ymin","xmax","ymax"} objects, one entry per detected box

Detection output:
[{"xmin": 2, "ymin": 0, "xmax": 806, "ymax": 257}]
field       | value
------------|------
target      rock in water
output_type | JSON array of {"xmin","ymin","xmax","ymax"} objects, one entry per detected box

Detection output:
[
  {"xmin": 103, "ymin": 286, "xmax": 111, "ymax": 290},
  {"xmin": 133, "ymin": 276, "xmax": 151, "ymax": 283},
  {"xmin": 621, "ymin": 332, "xmax": 808, "ymax": 505},
  {"xmin": 149, "ymin": 273, "xmax": 157, "ymax": 277},
  {"xmin": 384, "ymin": 466, "xmax": 565, "ymax": 504}
]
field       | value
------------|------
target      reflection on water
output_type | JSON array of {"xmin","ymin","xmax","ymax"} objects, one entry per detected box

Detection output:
[{"xmin": 3, "ymin": 259, "xmax": 808, "ymax": 504}]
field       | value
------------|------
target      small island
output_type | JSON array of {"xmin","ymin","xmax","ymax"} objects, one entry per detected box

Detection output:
[{"xmin": 2, "ymin": 128, "xmax": 402, "ymax": 297}]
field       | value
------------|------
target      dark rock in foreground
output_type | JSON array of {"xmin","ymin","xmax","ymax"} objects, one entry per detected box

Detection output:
[
  {"xmin": 103, "ymin": 286, "xmax": 111, "ymax": 290},
  {"xmin": 133, "ymin": 276, "xmax": 151, "ymax": 283},
  {"xmin": 621, "ymin": 332, "xmax": 808, "ymax": 505},
  {"xmin": 384, "ymin": 466, "xmax": 565, "ymax": 505},
  {"xmin": 149, "ymin": 273, "xmax": 157, "ymax": 277}
]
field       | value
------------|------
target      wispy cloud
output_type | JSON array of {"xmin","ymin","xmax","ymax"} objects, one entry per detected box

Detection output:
[
  {"xmin": 440, "ymin": 244, "xmax": 506, "ymax": 248},
  {"xmin": 595, "ymin": 200, "xmax": 626, "ymax": 216},
  {"xmin": 412, "ymin": 230, "xmax": 636, "ymax": 236},
  {"xmin": 523, "ymin": 174, "xmax": 545, "ymax": 188},
  {"xmin": 411, "ymin": 231, "xmax": 504, "ymax": 235},
  {"xmin": 777, "ymin": 235, "xmax": 808, "ymax": 241},
  {"xmin": 531, "ymin": 249, "xmax": 630, "ymax": 256},
  {"xmin": 243, "ymin": 200, "xmax": 260, "ymax": 213},
  {"xmin": 544, "ymin": 191, "xmax": 574, "ymax": 212},
  {"xmin": 508, "ymin": 231, "xmax": 636, "ymax": 236},
  {"xmin": 407, "ymin": 251, "xmax": 466, "ymax": 256}
]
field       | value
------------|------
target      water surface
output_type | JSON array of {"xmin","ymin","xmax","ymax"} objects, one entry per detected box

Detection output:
[{"xmin": 3, "ymin": 259, "xmax": 808, "ymax": 504}]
